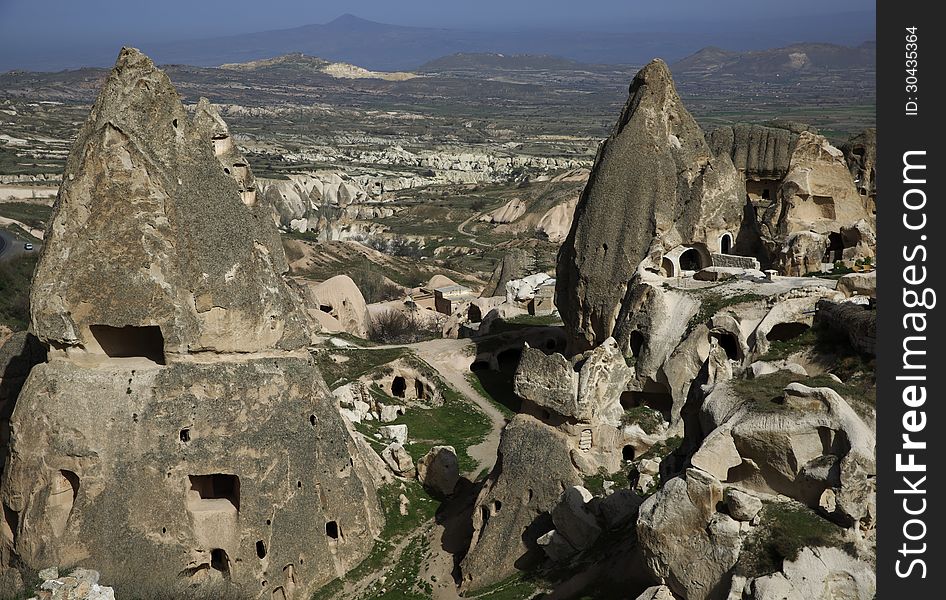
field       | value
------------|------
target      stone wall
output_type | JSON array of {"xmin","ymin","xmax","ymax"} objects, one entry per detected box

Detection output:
[{"xmin": 710, "ymin": 253, "xmax": 760, "ymax": 270}]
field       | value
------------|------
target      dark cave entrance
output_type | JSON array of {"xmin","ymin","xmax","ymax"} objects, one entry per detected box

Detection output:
[{"xmin": 89, "ymin": 324, "xmax": 165, "ymax": 364}]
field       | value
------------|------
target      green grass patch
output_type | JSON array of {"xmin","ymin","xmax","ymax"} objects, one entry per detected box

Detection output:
[
  {"xmin": 0, "ymin": 202, "xmax": 52, "ymax": 230},
  {"xmin": 464, "ymin": 572, "xmax": 539, "ymax": 599},
  {"xmin": 686, "ymin": 292, "xmax": 766, "ymax": 333},
  {"xmin": 731, "ymin": 371, "xmax": 875, "ymax": 420},
  {"xmin": 486, "ymin": 314, "xmax": 562, "ymax": 335},
  {"xmin": 620, "ymin": 406, "xmax": 663, "ymax": 435},
  {"xmin": 735, "ymin": 501, "xmax": 848, "ymax": 579},
  {"xmin": 0, "ymin": 253, "xmax": 37, "ymax": 331},
  {"xmin": 583, "ymin": 467, "xmax": 631, "ymax": 496},
  {"xmin": 313, "ymin": 347, "xmax": 410, "ymax": 388}
]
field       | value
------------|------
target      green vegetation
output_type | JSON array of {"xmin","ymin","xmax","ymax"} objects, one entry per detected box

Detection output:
[
  {"xmin": 638, "ymin": 436, "xmax": 682, "ymax": 462},
  {"xmin": 0, "ymin": 254, "xmax": 37, "ymax": 331},
  {"xmin": 313, "ymin": 347, "xmax": 410, "ymax": 388},
  {"xmin": 583, "ymin": 467, "xmax": 631, "ymax": 496},
  {"xmin": 686, "ymin": 292, "xmax": 765, "ymax": 333},
  {"xmin": 484, "ymin": 313, "xmax": 563, "ymax": 335},
  {"xmin": 620, "ymin": 406, "xmax": 663, "ymax": 435},
  {"xmin": 325, "ymin": 348, "xmax": 492, "ymax": 474},
  {"xmin": 0, "ymin": 202, "xmax": 52, "ymax": 230},
  {"xmin": 397, "ymin": 383, "xmax": 491, "ymax": 474},
  {"xmin": 735, "ymin": 501, "xmax": 848, "ymax": 579},
  {"xmin": 311, "ymin": 482, "xmax": 440, "ymax": 600},
  {"xmin": 465, "ymin": 573, "xmax": 540, "ymax": 599},
  {"xmin": 732, "ymin": 371, "xmax": 875, "ymax": 422}
]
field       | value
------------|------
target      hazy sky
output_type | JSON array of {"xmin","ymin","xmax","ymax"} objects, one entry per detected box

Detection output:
[{"xmin": 0, "ymin": 0, "xmax": 874, "ymax": 43}]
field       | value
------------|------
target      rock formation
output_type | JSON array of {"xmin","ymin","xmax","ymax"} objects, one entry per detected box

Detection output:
[
  {"xmin": 708, "ymin": 123, "xmax": 804, "ymax": 181},
  {"xmin": 556, "ymin": 59, "xmax": 746, "ymax": 351},
  {"xmin": 0, "ymin": 48, "xmax": 381, "ymax": 599},
  {"xmin": 299, "ymin": 274, "xmax": 372, "ymax": 338},
  {"xmin": 841, "ymin": 128, "xmax": 876, "ymax": 206}
]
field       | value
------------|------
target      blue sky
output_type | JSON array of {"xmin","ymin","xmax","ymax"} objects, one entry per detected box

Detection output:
[{"xmin": 0, "ymin": 0, "xmax": 874, "ymax": 42}]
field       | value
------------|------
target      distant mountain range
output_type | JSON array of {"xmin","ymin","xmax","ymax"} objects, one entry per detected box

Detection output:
[
  {"xmin": 672, "ymin": 42, "xmax": 875, "ymax": 78},
  {"xmin": 1, "ymin": 12, "xmax": 875, "ymax": 72}
]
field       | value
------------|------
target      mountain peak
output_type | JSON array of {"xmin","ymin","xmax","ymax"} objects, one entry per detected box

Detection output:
[{"xmin": 325, "ymin": 13, "xmax": 385, "ymax": 29}]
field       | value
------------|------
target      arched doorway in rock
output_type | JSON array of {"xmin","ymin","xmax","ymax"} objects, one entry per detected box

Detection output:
[
  {"xmin": 661, "ymin": 256, "xmax": 675, "ymax": 277},
  {"xmin": 679, "ymin": 248, "xmax": 703, "ymax": 272},
  {"xmin": 719, "ymin": 233, "xmax": 733, "ymax": 254},
  {"xmin": 392, "ymin": 376, "xmax": 407, "ymax": 398},
  {"xmin": 709, "ymin": 330, "xmax": 740, "ymax": 361}
]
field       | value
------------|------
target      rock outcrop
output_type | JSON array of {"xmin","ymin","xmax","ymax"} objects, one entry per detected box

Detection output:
[
  {"xmin": 556, "ymin": 59, "xmax": 745, "ymax": 351},
  {"xmin": 841, "ymin": 128, "xmax": 876, "ymax": 205},
  {"xmin": 300, "ymin": 274, "xmax": 372, "ymax": 338},
  {"xmin": 0, "ymin": 48, "xmax": 381, "ymax": 599},
  {"xmin": 708, "ymin": 123, "xmax": 802, "ymax": 180},
  {"xmin": 460, "ymin": 415, "xmax": 581, "ymax": 591}
]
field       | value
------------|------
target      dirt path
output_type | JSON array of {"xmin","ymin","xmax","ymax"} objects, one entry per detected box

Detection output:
[
  {"xmin": 456, "ymin": 213, "xmax": 491, "ymax": 248},
  {"xmin": 410, "ymin": 338, "xmax": 507, "ymax": 475}
]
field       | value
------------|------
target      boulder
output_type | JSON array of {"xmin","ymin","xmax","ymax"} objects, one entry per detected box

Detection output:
[
  {"xmin": 550, "ymin": 486, "xmax": 601, "ymax": 551},
  {"xmin": 836, "ymin": 271, "xmax": 876, "ymax": 298},
  {"xmin": 513, "ymin": 345, "xmax": 579, "ymax": 417},
  {"xmin": 637, "ymin": 468, "xmax": 743, "ymax": 600},
  {"xmin": 724, "ymin": 488, "xmax": 763, "ymax": 522},
  {"xmin": 379, "ymin": 404, "xmax": 405, "ymax": 423},
  {"xmin": 382, "ymin": 442, "xmax": 416, "ymax": 476},
  {"xmin": 536, "ymin": 529, "xmax": 578, "ymax": 562},
  {"xmin": 379, "ymin": 424, "xmax": 409, "ymax": 444},
  {"xmin": 416, "ymin": 446, "xmax": 459, "ymax": 496},
  {"xmin": 745, "ymin": 546, "xmax": 875, "ymax": 600},
  {"xmin": 634, "ymin": 586, "xmax": 678, "ymax": 600}
]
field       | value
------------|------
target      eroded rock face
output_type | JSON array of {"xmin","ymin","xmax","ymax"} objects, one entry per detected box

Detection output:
[
  {"xmin": 556, "ymin": 59, "xmax": 745, "ymax": 351},
  {"xmin": 708, "ymin": 123, "xmax": 801, "ymax": 181},
  {"xmin": 30, "ymin": 48, "xmax": 309, "ymax": 356},
  {"xmin": 637, "ymin": 468, "xmax": 743, "ymax": 600},
  {"xmin": 3, "ymin": 359, "xmax": 381, "ymax": 595},
  {"xmin": 460, "ymin": 415, "xmax": 581, "ymax": 591},
  {"xmin": 1, "ymin": 48, "xmax": 381, "ymax": 600},
  {"xmin": 416, "ymin": 446, "xmax": 459, "ymax": 496},
  {"xmin": 700, "ymin": 382, "xmax": 875, "ymax": 529},
  {"xmin": 740, "ymin": 546, "xmax": 875, "ymax": 600},
  {"xmin": 300, "ymin": 275, "xmax": 372, "ymax": 339},
  {"xmin": 841, "ymin": 128, "xmax": 876, "ymax": 205}
]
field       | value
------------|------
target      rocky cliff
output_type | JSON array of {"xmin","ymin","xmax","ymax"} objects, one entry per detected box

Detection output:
[
  {"xmin": 556, "ymin": 59, "xmax": 745, "ymax": 352},
  {"xmin": 0, "ymin": 48, "xmax": 381, "ymax": 599}
]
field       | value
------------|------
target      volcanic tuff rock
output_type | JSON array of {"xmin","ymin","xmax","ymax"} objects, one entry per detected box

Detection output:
[
  {"xmin": 841, "ymin": 128, "xmax": 876, "ymax": 203},
  {"xmin": 556, "ymin": 59, "xmax": 745, "ymax": 351},
  {"xmin": 708, "ymin": 123, "xmax": 802, "ymax": 180},
  {"xmin": 30, "ymin": 49, "xmax": 309, "ymax": 356},
  {"xmin": 192, "ymin": 98, "xmax": 289, "ymax": 276},
  {"xmin": 481, "ymin": 248, "xmax": 533, "ymax": 298},
  {"xmin": 460, "ymin": 415, "xmax": 581, "ymax": 590},
  {"xmin": 0, "ymin": 48, "xmax": 381, "ymax": 599}
]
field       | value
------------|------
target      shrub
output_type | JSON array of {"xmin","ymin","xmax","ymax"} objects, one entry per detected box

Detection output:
[
  {"xmin": 368, "ymin": 310, "xmax": 440, "ymax": 344},
  {"xmin": 349, "ymin": 269, "xmax": 403, "ymax": 304}
]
